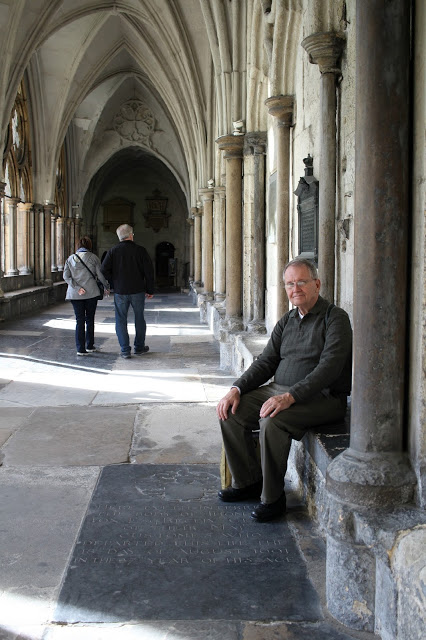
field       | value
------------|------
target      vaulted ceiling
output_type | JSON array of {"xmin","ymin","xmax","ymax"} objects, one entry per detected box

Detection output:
[
  {"xmin": 0, "ymin": 1, "xmax": 317, "ymax": 207},
  {"xmin": 0, "ymin": 0, "xmax": 220, "ymax": 205}
]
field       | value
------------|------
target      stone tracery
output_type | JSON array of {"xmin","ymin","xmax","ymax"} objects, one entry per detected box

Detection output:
[{"xmin": 113, "ymin": 100, "xmax": 155, "ymax": 147}]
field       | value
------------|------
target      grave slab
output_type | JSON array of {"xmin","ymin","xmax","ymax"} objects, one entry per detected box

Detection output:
[{"xmin": 55, "ymin": 464, "xmax": 323, "ymax": 624}]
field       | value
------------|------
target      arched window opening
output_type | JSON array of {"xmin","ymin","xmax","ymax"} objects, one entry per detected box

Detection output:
[{"xmin": 3, "ymin": 81, "xmax": 32, "ymax": 201}]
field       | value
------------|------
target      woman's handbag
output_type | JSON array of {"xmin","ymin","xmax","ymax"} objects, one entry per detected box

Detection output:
[{"xmin": 75, "ymin": 254, "xmax": 105, "ymax": 300}]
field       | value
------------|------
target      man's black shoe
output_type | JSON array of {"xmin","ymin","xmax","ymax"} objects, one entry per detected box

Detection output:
[
  {"xmin": 218, "ymin": 481, "xmax": 262, "ymax": 502},
  {"xmin": 134, "ymin": 346, "xmax": 149, "ymax": 355},
  {"xmin": 251, "ymin": 493, "xmax": 286, "ymax": 522}
]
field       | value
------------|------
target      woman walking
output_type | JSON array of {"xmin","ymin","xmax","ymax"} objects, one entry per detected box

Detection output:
[{"xmin": 63, "ymin": 236, "xmax": 110, "ymax": 355}]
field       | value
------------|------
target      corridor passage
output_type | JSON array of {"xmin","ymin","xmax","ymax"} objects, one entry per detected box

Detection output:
[{"xmin": 0, "ymin": 293, "xmax": 373, "ymax": 640}]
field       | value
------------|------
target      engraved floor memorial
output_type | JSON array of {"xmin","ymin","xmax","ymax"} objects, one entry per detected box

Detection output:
[{"xmin": 55, "ymin": 464, "xmax": 322, "ymax": 623}]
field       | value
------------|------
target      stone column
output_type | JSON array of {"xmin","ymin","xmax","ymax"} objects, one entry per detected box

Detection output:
[
  {"xmin": 192, "ymin": 206, "xmax": 202, "ymax": 286},
  {"xmin": 51, "ymin": 213, "xmax": 58, "ymax": 272},
  {"xmin": 42, "ymin": 203, "xmax": 54, "ymax": 285},
  {"xmin": 17, "ymin": 202, "xmax": 32, "ymax": 274},
  {"xmin": 186, "ymin": 217, "xmax": 194, "ymax": 283},
  {"xmin": 74, "ymin": 215, "xmax": 82, "ymax": 250},
  {"xmin": 246, "ymin": 133, "xmax": 267, "ymax": 332},
  {"xmin": 264, "ymin": 96, "xmax": 293, "ymax": 320},
  {"xmin": 325, "ymin": 3, "xmax": 414, "ymax": 632},
  {"xmin": 216, "ymin": 134, "xmax": 244, "ymax": 327},
  {"xmin": 5, "ymin": 197, "xmax": 19, "ymax": 276},
  {"xmin": 65, "ymin": 217, "xmax": 73, "ymax": 258},
  {"xmin": 214, "ymin": 186, "xmax": 226, "ymax": 302},
  {"xmin": 0, "ymin": 182, "xmax": 5, "ymax": 295},
  {"xmin": 301, "ymin": 32, "xmax": 345, "ymax": 302},
  {"xmin": 199, "ymin": 188, "xmax": 214, "ymax": 299},
  {"xmin": 56, "ymin": 216, "xmax": 65, "ymax": 271},
  {"xmin": 29, "ymin": 205, "xmax": 35, "ymax": 276},
  {"xmin": 33, "ymin": 204, "xmax": 43, "ymax": 284}
]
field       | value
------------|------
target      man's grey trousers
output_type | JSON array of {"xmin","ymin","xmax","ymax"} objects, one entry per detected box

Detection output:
[{"xmin": 220, "ymin": 383, "xmax": 347, "ymax": 504}]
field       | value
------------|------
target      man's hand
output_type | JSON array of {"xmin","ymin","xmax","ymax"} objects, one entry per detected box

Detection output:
[
  {"xmin": 145, "ymin": 294, "xmax": 153, "ymax": 299},
  {"xmin": 216, "ymin": 387, "xmax": 241, "ymax": 421},
  {"xmin": 259, "ymin": 392, "xmax": 295, "ymax": 418}
]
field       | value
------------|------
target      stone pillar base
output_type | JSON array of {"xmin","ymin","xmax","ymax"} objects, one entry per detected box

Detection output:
[
  {"xmin": 326, "ymin": 448, "xmax": 418, "ymax": 635},
  {"xmin": 326, "ymin": 533, "xmax": 375, "ymax": 631},
  {"xmin": 224, "ymin": 315, "xmax": 244, "ymax": 333},
  {"xmin": 327, "ymin": 448, "xmax": 416, "ymax": 508},
  {"xmin": 199, "ymin": 292, "xmax": 214, "ymax": 302},
  {"xmin": 246, "ymin": 320, "xmax": 267, "ymax": 334}
]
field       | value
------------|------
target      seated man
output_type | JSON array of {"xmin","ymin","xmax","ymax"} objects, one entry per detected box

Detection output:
[{"xmin": 216, "ymin": 257, "xmax": 352, "ymax": 522}]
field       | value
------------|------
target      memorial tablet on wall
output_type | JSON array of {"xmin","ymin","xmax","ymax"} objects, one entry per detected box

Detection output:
[{"xmin": 294, "ymin": 155, "xmax": 318, "ymax": 263}]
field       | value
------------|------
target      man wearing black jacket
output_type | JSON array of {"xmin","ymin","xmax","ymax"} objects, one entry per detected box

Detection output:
[
  {"xmin": 216, "ymin": 258, "xmax": 352, "ymax": 521},
  {"xmin": 101, "ymin": 224, "xmax": 154, "ymax": 359}
]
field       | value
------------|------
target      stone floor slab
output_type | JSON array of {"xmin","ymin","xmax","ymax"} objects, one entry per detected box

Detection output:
[
  {"xmin": 42, "ymin": 620, "xmax": 240, "ymax": 639},
  {"xmin": 0, "ymin": 466, "xmax": 99, "ymax": 627},
  {"xmin": 0, "ymin": 380, "xmax": 98, "ymax": 407},
  {"xmin": 1, "ymin": 406, "xmax": 136, "ymax": 466},
  {"xmin": 242, "ymin": 621, "xmax": 363, "ymax": 639},
  {"xmin": 0, "ymin": 407, "xmax": 34, "ymax": 430},
  {"xmin": 93, "ymin": 368, "xmax": 208, "ymax": 404},
  {"xmin": 54, "ymin": 464, "xmax": 323, "ymax": 624},
  {"xmin": 131, "ymin": 404, "xmax": 222, "ymax": 463}
]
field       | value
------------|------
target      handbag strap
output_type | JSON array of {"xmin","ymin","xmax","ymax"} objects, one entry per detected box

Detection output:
[{"xmin": 75, "ymin": 253, "xmax": 97, "ymax": 281}]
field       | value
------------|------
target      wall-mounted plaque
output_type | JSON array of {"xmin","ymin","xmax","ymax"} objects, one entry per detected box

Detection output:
[
  {"xmin": 294, "ymin": 155, "xmax": 318, "ymax": 262},
  {"xmin": 101, "ymin": 197, "xmax": 135, "ymax": 232},
  {"xmin": 144, "ymin": 189, "xmax": 171, "ymax": 232}
]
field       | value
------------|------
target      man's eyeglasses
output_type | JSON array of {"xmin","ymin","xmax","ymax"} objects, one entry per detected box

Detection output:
[{"xmin": 284, "ymin": 279, "xmax": 314, "ymax": 289}]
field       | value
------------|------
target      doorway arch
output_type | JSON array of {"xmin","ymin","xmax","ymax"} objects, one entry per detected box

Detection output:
[{"xmin": 156, "ymin": 242, "xmax": 176, "ymax": 289}]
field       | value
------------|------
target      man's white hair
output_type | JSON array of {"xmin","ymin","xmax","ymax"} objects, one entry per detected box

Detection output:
[{"xmin": 116, "ymin": 224, "xmax": 133, "ymax": 241}]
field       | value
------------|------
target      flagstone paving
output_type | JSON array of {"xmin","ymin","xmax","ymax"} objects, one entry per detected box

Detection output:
[{"xmin": 0, "ymin": 293, "xmax": 375, "ymax": 640}]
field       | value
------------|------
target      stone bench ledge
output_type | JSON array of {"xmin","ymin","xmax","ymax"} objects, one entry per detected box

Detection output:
[{"xmin": 0, "ymin": 281, "xmax": 66, "ymax": 320}]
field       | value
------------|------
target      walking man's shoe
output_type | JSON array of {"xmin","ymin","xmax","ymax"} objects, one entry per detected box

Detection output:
[
  {"xmin": 218, "ymin": 480, "xmax": 262, "ymax": 502},
  {"xmin": 251, "ymin": 493, "xmax": 286, "ymax": 522},
  {"xmin": 134, "ymin": 346, "xmax": 149, "ymax": 355},
  {"xmin": 121, "ymin": 352, "xmax": 131, "ymax": 359}
]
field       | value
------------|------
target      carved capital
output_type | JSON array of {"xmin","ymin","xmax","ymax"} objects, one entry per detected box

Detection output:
[
  {"xmin": 43, "ymin": 202, "xmax": 56, "ymax": 215},
  {"xmin": 265, "ymin": 95, "xmax": 294, "ymax": 125},
  {"xmin": 301, "ymin": 31, "xmax": 345, "ymax": 74},
  {"xmin": 245, "ymin": 132, "xmax": 267, "ymax": 155},
  {"xmin": 216, "ymin": 134, "xmax": 244, "ymax": 159},
  {"xmin": 191, "ymin": 206, "xmax": 202, "ymax": 218},
  {"xmin": 17, "ymin": 202, "xmax": 33, "ymax": 214},
  {"xmin": 199, "ymin": 188, "xmax": 214, "ymax": 203}
]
